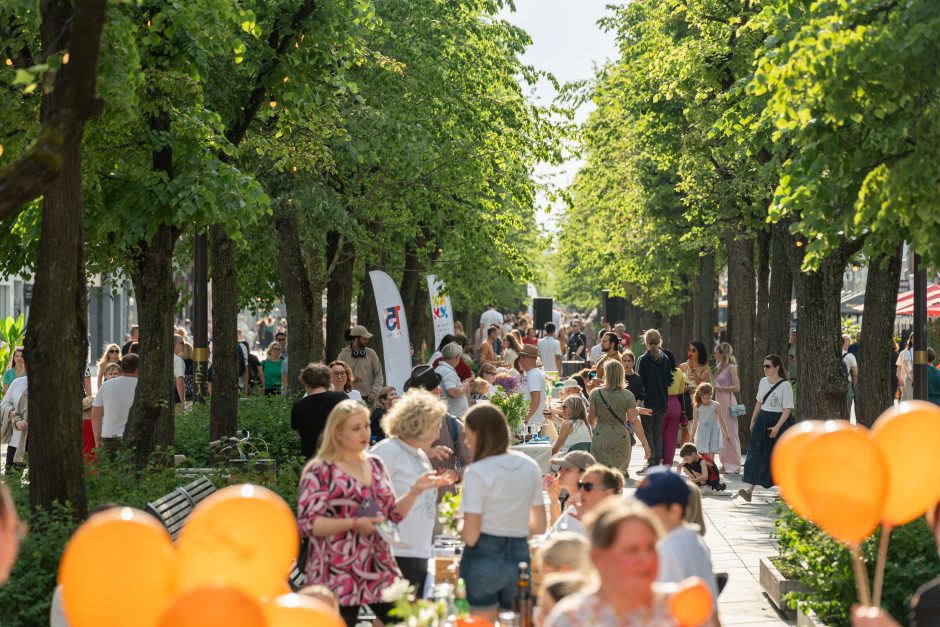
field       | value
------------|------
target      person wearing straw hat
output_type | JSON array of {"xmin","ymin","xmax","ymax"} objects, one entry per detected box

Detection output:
[{"xmin": 337, "ymin": 325, "xmax": 384, "ymax": 403}]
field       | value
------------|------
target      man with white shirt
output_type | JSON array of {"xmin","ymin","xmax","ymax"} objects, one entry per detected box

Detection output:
[
  {"xmin": 538, "ymin": 322, "xmax": 563, "ymax": 375},
  {"xmin": 1, "ymin": 364, "xmax": 28, "ymax": 473},
  {"xmin": 434, "ymin": 342, "xmax": 470, "ymax": 417},
  {"xmin": 635, "ymin": 471, "xmax": 719, "ymax": 607},
  {"xmin": 173, "ymin": 334, "xmax": 186, "ymax": 411},
  {"xmin": 91, "ymin": 353, "xmax": 140, "ymax": 450},
  {"xmin": 518, "ymin": 345, "xmax": 546, "ymax": 430}
]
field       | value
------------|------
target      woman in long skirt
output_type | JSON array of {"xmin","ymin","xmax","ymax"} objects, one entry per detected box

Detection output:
[
  {"xmin": 713, "ymin": 342, "xmax": 742, "ymax": 473},
  {"xmin": 738, "ymin": 354, "xmax": 794, "ymax": 502}
]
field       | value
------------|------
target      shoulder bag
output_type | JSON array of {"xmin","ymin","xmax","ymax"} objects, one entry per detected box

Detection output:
[{"xmin": 595, "ymin": 390, "xmax": 636, "ymax": 446}]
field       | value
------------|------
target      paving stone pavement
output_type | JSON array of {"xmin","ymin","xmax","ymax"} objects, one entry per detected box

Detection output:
[{"xmin": 624, "ymin": 444, "xmax": 795, "ymax": 626}]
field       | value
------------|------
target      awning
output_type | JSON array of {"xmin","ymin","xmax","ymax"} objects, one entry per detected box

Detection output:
[{"xmin": 896, "ymin": 284, "xmax": 940, "ymax": 314}]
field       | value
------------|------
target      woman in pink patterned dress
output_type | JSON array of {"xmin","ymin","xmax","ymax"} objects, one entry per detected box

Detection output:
[
  {"xmin": 713, "ymin": 342, "xmax": 742, "ymax": 474},
  {"xmin": 297, "ymin": 400, "xmax": 449, "ymax": 626}
]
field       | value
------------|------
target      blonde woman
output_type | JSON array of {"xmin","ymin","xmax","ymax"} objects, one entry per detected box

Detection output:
[
  {"xmin": 713, "ymin": 342, "xmax": 742, "ymax": 473},
  {"xmin": 262, "ymin": 342, "xmax": 284, "ymax": 396},
  {"xmin": 95, "ymin": 344, "xmax": 122, "ymax": 390},
  {"xmin": 545, "ymin": 499, "xmax": 675, "ymax": 626},
  {"xmin": 371, "ymin": 390, "xmax": 457, "ymax": 596},
  {"xmin": 587, "ymin": 359, "xmax": 651, "ymax": 475},
  {"xmin": 552, "ymin": 396, "xmax": 592, "ymax": 456},
  {"xmin": 297, "ymin": 400, "xmax": 449, "ymax": 626}
]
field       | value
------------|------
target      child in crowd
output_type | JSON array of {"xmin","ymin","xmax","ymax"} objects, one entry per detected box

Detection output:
[
  {"xmin": 680, "ymin": 443, "xmax": 726, "ymax": 492},
  {"xmin": 535, "ymin": 573, "xmax": 584, "ymax": 627},
  {"xmin": 689, "ymin": 382, "xmax": 728, "ymax": 467}
]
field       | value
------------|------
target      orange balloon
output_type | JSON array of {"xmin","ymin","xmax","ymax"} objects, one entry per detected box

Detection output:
[
  {"xmin": 262, "ymin": 593, "xmax": 345, "ymax": 627},
  {"xmin": 59, "ymin": 507, "xmax": 175, "ymax": 627},
  {"xmin": 772, "ymin": 421, "xmax": 849, "ymax": 519},
  {"xmin": 175, "ymin": 484, "xmax": 298, "ymax": 598},
  {"xmin": 670, "ymin": 577, "xmax": 713, "ymax": 627},
  {"xmin": 797, "ymin": 426, "xmax": 887, "ymax": 544},
  {"xmin": 872, "ymin": 401, "xmax": 940, "ymax": 526},
  {"xmin": 156, "ymin": 584, "xmax": 265, "ymax": 627}
]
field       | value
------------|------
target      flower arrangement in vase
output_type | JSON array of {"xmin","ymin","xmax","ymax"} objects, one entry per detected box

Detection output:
[{"xmin": 489, "ymin": 374, "xmax": 528, "ymax": 435}]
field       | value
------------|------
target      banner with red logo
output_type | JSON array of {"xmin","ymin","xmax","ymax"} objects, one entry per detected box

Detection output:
[
  {"xmin": 426, "ymin": 275, "xmax": 455, "ymax": 352},
  {"xmin": 369, "ymin": 270, "xmax": 412, "ymax": 393}
]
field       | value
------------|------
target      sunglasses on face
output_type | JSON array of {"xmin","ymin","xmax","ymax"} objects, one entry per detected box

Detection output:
[
  {"xmin": 108, "ymin": 349, "xmax": 120, "ymax": 354},
  {"xmin": 577, "ymin": 481, "xmax": 600, "ymax": 492},
  {"xmin": 763, "ymin": 364, "xmax": 773, "ymax": 369}
]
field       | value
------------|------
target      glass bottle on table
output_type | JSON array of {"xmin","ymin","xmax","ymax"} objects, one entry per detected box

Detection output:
[{"xmin": 513, "ymin": 562, "xmax": 534, "ymax": 627}]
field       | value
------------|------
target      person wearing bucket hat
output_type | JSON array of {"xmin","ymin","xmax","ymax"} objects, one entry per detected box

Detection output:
[
  {"xmin": 337, "ymin": 325, "xmax": 384, "ymax": 403},
  {"xmin": 634, "ymin": 471, "xmax": 718, "ymax": 602}
]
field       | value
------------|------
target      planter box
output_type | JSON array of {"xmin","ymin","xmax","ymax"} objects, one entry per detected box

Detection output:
[
  {"xmin": 797, "ymin": 608, "xmax": 828, "ymax": 627},
  {"xmin": 759, "ymin": 556, "xmax": 808, "ymax": 619}
]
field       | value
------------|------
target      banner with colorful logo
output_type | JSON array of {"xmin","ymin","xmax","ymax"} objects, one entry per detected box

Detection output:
[
  {"xmin": 369, "ymin": 270, "xmax": 412, "ymax": 394},
  {"xmin": 426, "ymin": 275, "xmax": 455, "ymax": 352}
]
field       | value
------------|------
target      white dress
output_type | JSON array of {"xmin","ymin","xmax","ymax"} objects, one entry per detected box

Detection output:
[{"xmin": 694, "ymin": 402, "xmax": 722, "ymax": 453}]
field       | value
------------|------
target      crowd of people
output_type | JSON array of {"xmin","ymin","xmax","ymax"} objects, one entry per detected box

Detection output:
[{"xmin": 3, "ymin": 305, "xmax": 939, "ymax": 626}]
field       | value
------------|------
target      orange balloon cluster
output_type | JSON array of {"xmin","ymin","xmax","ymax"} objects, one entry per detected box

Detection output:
[
  {"xmin": 670, "ymin": 577, "xmax": 713, "ymax": 627},
  {"xmin": 57, "ymin": 485, "xmax": 344, "ymax": 627},
  {"xmin": 771, "ymin": 402, "xmax": 940, "ymax": 544}
]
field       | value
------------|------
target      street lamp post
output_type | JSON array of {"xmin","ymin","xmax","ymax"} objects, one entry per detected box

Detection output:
[{"xmin": 912, "ymin": 254, "xmax": 928, "ymax": 401}]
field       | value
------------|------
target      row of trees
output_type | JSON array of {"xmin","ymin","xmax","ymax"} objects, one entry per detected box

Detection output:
[
  {"xmin": 556, "ymin": 0, "xmax": 940, "ymax": 444},
  {"xmin": 0, "ymin": 0, "xmax": 564, "ymax": 516}
]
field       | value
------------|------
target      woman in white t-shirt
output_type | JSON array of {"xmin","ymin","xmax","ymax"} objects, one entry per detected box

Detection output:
[
  {"xmin": 459, "ymin": 403, "xmax": 547, "ymax": 620},
  {"xmin": 738, "ymin": 354, "xmax": 795, "ymax": 502},
  {"xmin": 370, "ymin": 389, "xmax": 458, "ymax": 597}
]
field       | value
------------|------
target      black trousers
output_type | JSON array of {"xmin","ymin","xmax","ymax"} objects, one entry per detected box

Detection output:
[
  {"xmin": 641, "ymin": 406, "xmax": 666, "ymax": 465},
  {"xmin": 4, "ymin": 445, "xmax": 16, "ymax": 474},
  {"xmin": 396, "ymin": 556, "xmax": 429, "ymax": 599}
]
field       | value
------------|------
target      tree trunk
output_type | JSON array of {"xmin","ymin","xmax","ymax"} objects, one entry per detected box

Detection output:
[
  {"xmin": 755, "ymin": 229, "xmax": 771, "ymax": 357},
  {"xmin": 697, "ymin": 251, "xmax": 717, "ymax": 344},
  {"xmin": 357, "ymin": 262, "xmax": 383, "ymax": 366},
  {"xmin": 124, "ymin": 225, "xmax": 180, "ymax": 462},
  {"xmin": 276, "ymin": 205, "xmax": 318, "ymax": 395},
  {"xmin": 856, "ymin": 247, "xmax": 902, "ymax": 427},
  {"xmin": 325, "ymin": 231, "xmax": 355, "ymax": 362},
  {"xmin": 725, "ymin": 233, "xmax": 757, "ymax": 450},
  {"xmin": 680, "ymin": 291, "xmax": 694, "ymax": 347},
  {"xmin": 24, "ymin": 0, "xmax": 96, "ymax": 512},
  {"xmin": 209, "ymin": 225, "xmax": 238, "ymax": 438},
  {"xmin": 301, "ymin": 244, "xmax": 326, "ymax": 362},
  {"xmin": 789, "ymin": 238, "xmax": 860, "ymax": 422},
  {"xmin": 765, "ymin": 220, "xmax": 793, "ymax": 361}
]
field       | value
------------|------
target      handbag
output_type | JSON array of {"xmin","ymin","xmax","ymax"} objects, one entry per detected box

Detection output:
[{"xmin": 595, "ymin": 390, "xmax": 636, "ymax": 446}]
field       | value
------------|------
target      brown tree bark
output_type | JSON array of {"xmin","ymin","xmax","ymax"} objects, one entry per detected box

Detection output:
[
  {"xmin": 325, "ymin": 231, "xmax": 355, "ymax": 362},
  {"xmin": 301, "ymin": 244, "xmax": 326, "ymax": 362},
  {"xmin": 697, "ymin": 251, "xmax": 717, "ymax": 344},
  {"xmin": 681, "ymin": 291, "xmax": 694, "ymax": 347},
  {"xmin": 856, "ymin": 247, "xmax": 902, "ymax": 427},
  {"xmin": 209, "ymin": 225, "xmax": 238, "ymax": 438},
  {"xmin": 725, "ymin": 233, "xmax": 757, "ymax": 450},
  {"xmin": 755, "ymin": 229, "xmax": 771, "ymax": 357},
  {"xmin": 789, "ymin": 235, "xmax": 866, "ymax": 421},
  {"xmin": 275, "ymin": 204, "xmax": 318, "ymax": 396},
  {"xmin": 765, "ymin": 220, "xmax": 793, "ymax": 361},
  {"xmin": 24, "ymin": 0, "xmax": 108, "ymax": 517},
  {"xmin": 357, "ymin": 263, "xmax": 382, "ymax": 366},
  {"xmin": 123, "ymin": 225, "xmax": 180, "ymax": 461}
]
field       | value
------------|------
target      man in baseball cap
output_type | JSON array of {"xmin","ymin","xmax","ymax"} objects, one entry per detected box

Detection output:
[
  {"xmin": 336, "ymin": 325, "xmax": 383, "ymax": 402},
  {"xmin": 635, "ymin": 472, "xmax": 719, "ymax": 604}
]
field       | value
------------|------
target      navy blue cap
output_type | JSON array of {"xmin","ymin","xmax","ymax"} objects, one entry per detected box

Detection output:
[{"xmin": 634, "ymin": 471, "xmax": 689, "ymax": 508}]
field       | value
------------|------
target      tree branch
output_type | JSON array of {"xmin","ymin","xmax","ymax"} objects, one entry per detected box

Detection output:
[{"xmin": 0, "ymin": 0, "xmax": 107, "ymax": 219}]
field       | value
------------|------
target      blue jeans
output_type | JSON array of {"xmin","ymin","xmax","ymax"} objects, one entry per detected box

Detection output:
[{"xmin": 460, "ymin": 533, "xmax": 530, "ymax": 610}]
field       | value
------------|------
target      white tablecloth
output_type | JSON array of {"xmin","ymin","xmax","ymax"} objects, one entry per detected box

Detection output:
[{"xmin": 512, "ymin": 442, "xmax": 553, "ymax": 473}]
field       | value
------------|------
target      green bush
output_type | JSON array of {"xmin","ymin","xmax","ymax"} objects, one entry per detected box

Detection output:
[
  {"xmin": 775, "ymin": 505, "xmax": 940, "ymax": 626},
  {"xmin": 0, "ymin": 397, "xmax": 305, "ymax": 626},
  {"xmin": 175, "ymin": 396, "xmax": 302, "ymax": 467}
]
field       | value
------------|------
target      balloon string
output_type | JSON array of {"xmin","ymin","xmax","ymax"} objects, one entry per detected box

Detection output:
[
  {"xmin": 850, "ymin": 544, "xmax": 872, "ymax": 607},
  {"xmin": 873, "ymin": 524, "xmax": 892, "ymax": 607}
]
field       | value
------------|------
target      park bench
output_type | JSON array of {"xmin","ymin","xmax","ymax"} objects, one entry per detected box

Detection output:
[{"xmin": 145, "ymin": 475, "xmax": 307, "ymax": 590}]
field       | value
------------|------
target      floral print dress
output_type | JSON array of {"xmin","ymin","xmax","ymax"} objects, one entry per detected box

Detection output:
[{"xmin": 297, "ymin": 456, "xmax": 403, "ymax": 606}]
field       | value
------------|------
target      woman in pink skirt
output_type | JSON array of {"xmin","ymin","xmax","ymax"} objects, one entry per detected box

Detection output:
[{"xmin": 713, "ymin": 342, "xmax": 742, "ymax": 473}]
